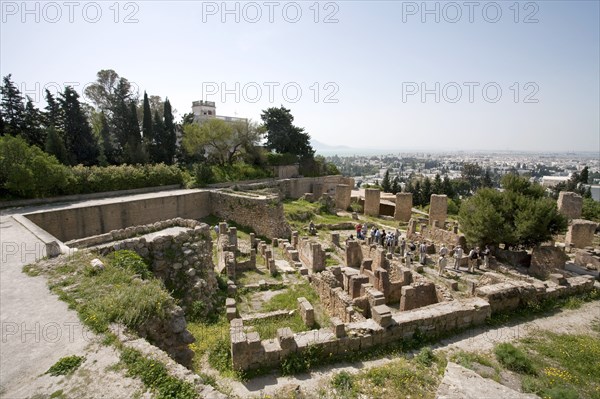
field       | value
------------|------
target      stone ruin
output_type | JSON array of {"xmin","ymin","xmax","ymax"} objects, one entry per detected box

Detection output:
[
  {"xmin": 394, "ymin": 192, "xmax": 413, "ymax": 222},
  {"xmin": 429, "ymin": 194, "xmax": 448, "ymax": 227},
  {"xmin": 566, "ymin": 219, "xmax": 599, "ymax": 249},
  {"xmin": 335, "ymin": 184, "xmax": 352, "ymax": 211},
  {"xmin": 557, "ymin": 191, "xmax": 583, "ymax": 220},
  {"xmin": 364, "ymin": 188, "xmax": 381, "ymax": 216}
]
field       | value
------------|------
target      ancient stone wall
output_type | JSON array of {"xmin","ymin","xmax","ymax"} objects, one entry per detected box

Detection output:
[
  {"xmin": 230, "ymin": 297, "xmax": 491, "ymax": 371},
  {"xmin": 394, "ymin": 193, "xmax": 413, "ymax": 222},
  {"xmin": 407, "ymin": 225, "xmax": 465, "ymax": 249},
  {"xmin": 210, "ymin": 191, "xmax": 291, "ymax": 239},
  {"xmin": 566, "ymin": 219, "xmax": 599, "ymax": 248},
  {"xmin": 298, "ymin": 238, "xmax": 326, "ymax": 273},
  {"xmin": 475, "ymin": 275, "xmax": 595, "ymax": 314},
  {"xmin": 25, "ymin": 191, "xmax": 211, "ymax": 242},
  {"xmin": 311, "ymin": 272, "xmax": 355, "ymax": 322},
  {"xmin": 557, "ymin": 192, "xmax": 583, "ymax": 220},
  {"xmin": 399, "ymin": 282, "xmax": 438, "ymax": 311},
  {"xmin": 364, "ymin": 189, "xmax": 381, "ymax": 216},
  {"xmin": 429, "ymin": 194, "xmax": 448, "ymax": 226},
  {"xmin": 529, "ymin": 245, "xmax": 569, "ymax": 279},
  {"xmin": 279, "ymin": 176, "xmax": 355, "ymax": 199},
  {"xmin": 335, "ymin": 184, "xmax": 352, "ymax": 211}
]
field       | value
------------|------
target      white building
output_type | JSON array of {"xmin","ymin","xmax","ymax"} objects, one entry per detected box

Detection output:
[
  {"xmin": 191, "ymin": 101, "xmax": 247, "ymax": 124},
  {"xmin": 541, "ymin": 175, "xmax": 570, "ymax": 188}
]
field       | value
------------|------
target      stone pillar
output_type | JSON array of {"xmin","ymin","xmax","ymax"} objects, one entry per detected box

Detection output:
[
  {"xmin": 407, "ymin": 218, "xmax": 417, "ymax": 235},
  {"xmin": 218, "ymin": 222, "xmax": 228, "ymax": 235},
  {"xmin": 249, "ymin": 233, "xmax": 256, "ymax": 249},
  {"xmin": 345, "ymin": 240, "xmax": 362, "ymax": 268},
  {"xmin": 364, "ymin": 188, "xmax": 381, "ymax": 217},
  {"xmin": 268, "ymin": 259, "xmax": 277, "ymax": 276},
  {"xmin": 291, "ymin": 231, "xmax": 299, "ymax": 249},
  {"xmin": 566, "ymin": 219, "xmax": 599, "ymax": 248},
  {"xmin": 394, "ymin": 192, "xmax": 413, "ymax": 222},
  {"xmin": 331, "ymin": 233, "xmax": 340, "ymax": 247},
  {"xmin": 429, "ymin": 194, "xmax": 448, "ymax": 226},
  {"xmin": 557, "ymin": 192, "xmax": 583, "ymax": 220},
  {"xmin": 335, "ymin": 184, "xmax": 352, "ymax": 211},
  {"xmin": 229, "ymin": 227, "xmax": 238, "ymax": 249}
]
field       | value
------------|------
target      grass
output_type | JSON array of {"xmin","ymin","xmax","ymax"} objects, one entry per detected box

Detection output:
[
  {"xmin": 327, "ymin": 348, "xmax": 445, "ymax": 399},
  {"xmin": 283, "ymin": 199, "xmax": 354, "ymax": 230},
  {"xmin": 187, "ymin": 316, "xmax": 231, "ymax": 372},
  {"xmin": 46, "ymin": 355, "xmax": 86, "ymax": 376},
  {"xmin": 262, "ymin": 282, "xmax": 320, "ymax": 312},
  {"xmin": 26, "ymin": 251, "xmax": 174, "ymax": 334},
  {"xmin": 247, "ymin": 313, "xmax": 311, "ymax": 339},
  {"xmin": 494, "ymin": 342, "xmax": 537, "ymax": 375},
  {"xmin": 120, "ymin": 347, "xmax": 198, "ymax": 399}
]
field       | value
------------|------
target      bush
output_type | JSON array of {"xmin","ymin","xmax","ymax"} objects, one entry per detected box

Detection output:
[
  {"xmin": 415, "ymin": 346, "xmax": 436, "ymax": 367},
  {"xmin": 193, "ymin": 163, "xmax": 214, "ymax": 187},
  {"xmin": 494, "ymin": 343, "xmax": 536, "ymax": 375},
  {"xmin": 108, "ymin": 250, "xmax": 151, "ymax": 279},
  {"xmin": 0, "ymin": 135, "xmax": 70, "ymax": 198},
  {"xmin": 582, "ymin": 197, "xmax": 600, "ymax": 222},
  {"xmin": 266, "ymin": 152, "xmax": 298, "ymax": 166},
  {"xmin": 46, "ymin": 355, "xmax": 86, "ymax": 376}
]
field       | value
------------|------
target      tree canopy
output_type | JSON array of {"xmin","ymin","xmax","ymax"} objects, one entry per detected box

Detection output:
[
  {"xmin": 459, "ymin": 175, "xmax": 567, "ymax": 248},
  {"xmin": 260, "ymin": 106, "xmax": 314, "ymax": 159}
]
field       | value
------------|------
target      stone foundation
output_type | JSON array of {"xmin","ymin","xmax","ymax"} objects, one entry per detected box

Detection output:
[
  {"xmin": 364, "ymin": 189, "xmax": 381, "ymax": 217},
  {"xmin": 335, "ymin": 184, "xmax": 352, "ymax": 211},
  {"xmin": 566, "ymin": 219, "xmax": 599, "ymax": 248},
  {"xmin": 429, "ymin": 194, "xmax": 448, "ymax": 226},
  {"xmin": 394, "ymin": 193, "xmax": 412, "ymax": 222},
  {"xmin": 557, "ymin": 191, "xmax": 583, "ymax": 220}
]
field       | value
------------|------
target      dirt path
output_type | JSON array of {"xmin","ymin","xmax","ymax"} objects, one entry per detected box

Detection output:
[
  {"xmin": 0, "ymin": 216, "xmax": 147, "ymax": 399},
  {"xmin": 225, "ymin": 300, "xmax": 600, "ymax": 398}
]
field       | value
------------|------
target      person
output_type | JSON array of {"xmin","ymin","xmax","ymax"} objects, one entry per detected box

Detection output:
[
  {"xmin": 387, "ymin": 234, "xmax": 394, "ymax": 251},
  {"xmin": 439, "ymin": 243, "xmax": 448, "ymax": 258},
  {"xmin": 214, "ymin": 224, "xmax": 219, "ymax": 235},
  {"xmin": 453, "ymin": 245, "xmax": 463, "ymax": 270},
  {"xmin": 437, "ymin": 253, "xmax": 447, "ymax": 276},
  {"xmin": 482, "ymin": 245, "xmax": 490, "ymax": 268},
  {"xmin": 381, "ymin": 230, "xmax": 387, "ymax": 246},
  {"xmin": 409, "ymin": 241, "xmax": 416, "ymax": 252},
  {"xmin": 370, "ymin": 226, "xmax": 377, "ymax": 244},
  {"xmin": 375, "ymin": 228, "xmax": 381, "ymax": 245},
  {"xmin": 419, "ymin": 241, "xmax": 427, "ymax": 265},
  {"xmin": 356, "ymin": 223, "xmax": 363, "ymax": 239},
  {"xmin": 400, "ymin": 237, "xmax": 406, "ymax": 257},
  {"xmin": 347, "ymin": 234, "xmax": 354, "ymax": 243},
  {"xmin": 467, "ymin": 247, "xmax": 479, "ymax": 273},
  {"xmin": 405, "ymin": 248, "xmax": 412, "ymax": 267},
  {"xmin": 309, "ymin": 220, "xmax": 316, "ymax": 235},
  {"xmin": 361, "ymin": 224, "xmax": 367, "ymax": 240}
]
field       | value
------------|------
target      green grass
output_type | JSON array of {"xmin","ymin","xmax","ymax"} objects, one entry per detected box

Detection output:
[
  {"xmin": 120, "ymin": 347, "xmax": 198, "ymax": 399},
  {"xmin": 247, "ymin": 313, "xmax": 311, "ymax": 340},
  {"xmin": 262, "ymin": 283, "xmax": 320, "ymax": 312},
  {"xmin": 494, "ymin": 342, "xmax": 537, "ymax": 375},
  {"xmin": 327, "ymin": 353, "xmax": 444, "ymax": 399},
  {"xmin": 27, "ymin": 251, "xmax": 173, "ymax": 334},
  {"xmin": 518, "ymin": 332, "xmax": 600, "ymax": 398},
  {"xmin": 283, "ymin": 199, "xmax": 354, "ymax": 230},
  {"xmin": 46, "ymin": 355, "xmax": 86, "ymax": 376}
]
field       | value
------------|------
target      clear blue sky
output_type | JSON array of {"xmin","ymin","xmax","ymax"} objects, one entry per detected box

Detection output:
[{"xmin": 1, "ymin": 0, "xmax": 599, "ymax": 152}]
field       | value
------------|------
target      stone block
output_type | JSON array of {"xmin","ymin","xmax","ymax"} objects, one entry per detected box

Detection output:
[
  {"xmin": 557, "ymin": 191, "xmax": 583, "ymax": 220},
  {"xmin": 331, "ymin": 317, "xmax": 346, "ymax": 338},
  {"xmin": 364, "ymin": 188, "xmax": 381, "ymax": 217},
  {"xmin": 549, "ymin": 273, "xmax": 567, "ymax": 286},
  {"xmin": 429, "ymin": 194, "xmax": 448, "ymax": 226},
  {"xmin": 335, "ymin": 184, "xmax": 352, "ymax": 211},
  {"xmin": 372, "ymin": 304, "xmax": 392, "ymax": 327},
  {"xmin": 394, "ymin": 192, "xmax": 413, "ymax": 222},
  {"xmin": 226, "ymin": 307, "xmax": 237, "ymax": 321},
  {"xmin": 566, "ymin": 219, "xmax": 599, "ymax": 249},
  {"xmin": 530, "ymin": 245, "xmax": 569, "ymax": 279}
]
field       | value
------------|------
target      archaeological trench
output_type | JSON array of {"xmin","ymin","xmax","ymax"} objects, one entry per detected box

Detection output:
[{"xmin": 13, "ymin": 176, "xmax": 600, "ymax": 376}]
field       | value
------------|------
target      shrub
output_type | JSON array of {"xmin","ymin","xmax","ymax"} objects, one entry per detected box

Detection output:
[
  {"xmin": 415, "ymin": 346, "xmax": 436, "ymax": 367},
  {"xmin": 193, "ymin": 163, "xmax": 214, "ymax": 187},
  {"xmin": 494, "ymin": 343, "xmax": 536, "ymax": 375},
  {"xmin": 46, "ymin": 355, "xmax": 86, "ymax": 376},
  {"xmin": 108, "ymin": 250, "xmax": 151, "ymax": 279},
  {"xmin": 331, "ymin": 370, "xmax": 355, "ymax": 392},
  {"xmin": 266, "ymin": 152, "xmax": 298, "ymax": 166},
  {"xmin": 0, "ymin": 135, "xmax": 70, "ymax": 198}
]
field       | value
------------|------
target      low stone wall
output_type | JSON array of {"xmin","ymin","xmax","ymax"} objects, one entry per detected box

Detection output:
[
  {"xmin": 95, "ymin": 219, "xmax": 219, "ymax": 318},
  {"xmin": 407, "ymin": 225, "xmax": 465, "ymax": 249},
  {"xmin": 566, "ymin": 219, "xmax": 599, "ymax": 249},
  {"xmin": 399, "ymin": 282, "xmax": 438, "ymax": 311},
  {"xmin": 298, "ymin": 238, "xmax": 326, "ymax": 273},
  {"xmin": 475, "ymin": 275, "xmax": 595, "ymax": 314},
  {"xmin": 230, "ymin": 297, "xmax": 491, "ymax": 371},
  {"xmin": 311, "ymin": 271, "xmax": 356, "ymax": 323},
  {"xmin": 210, "ymin": 191, "xmax": 291, "ymax": 239}
]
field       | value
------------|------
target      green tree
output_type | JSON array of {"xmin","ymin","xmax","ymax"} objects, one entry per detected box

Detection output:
[
  {"xmin": 261, "ymin": 106, "xmax": 314, "ymax": 159},
  {"xmin": 21, "ymin": 96, "xmax": 45, "ymax": 148},
  {"xmin": 44, "ymin": 125, "xmax": 69, "ymax": 165},
  {"xmin": 44, "ymin": 89, "xmax": 63, "ymax": 131},
  {"xmin": 422, "ymin": 177, "xmax": 432, "ymax": 205},
  {"xmin": 124, "ymin": 101, "xmax": 145, "ymax": 164},
  {"xmin": 580, "ymin": 166, "xmax": 589, "ymax": 184},
  {"xmin": 432, "ymin": 173, "xmax": 443, "ymax": 194},
  {"xmin": 60, "ymin": 86, "xmax": 99, "ymax": 165},
  {"xmin": 0, "ymin": 74, "xmax": 25, "ymax": 136},
  {"xmin": 381, "ymin": 170, "xmax": 391, "ymax": 193},
  {"xmin": 482, "ymin": 168, "xmax": 493, "ymax": 188},
  {"xmin": 582, "ymin": 197, "xmax": 600, "ymax": 222},
  {"xmin": 461, "ymin": 162, "xmax": 483, "ymax": 193},
  {"xmin": 391, "ymin": 176, "xmax": 400, "ymax": 194},
  {"xmin": 459, "ymin": 175, "xmax": 567, "ymax": 248},
  {"xmin": 442, "ymin": 175, "xmax": 454, "ymax": 198},
  {"xmin": 141, "ymin": 91, "xmax": 155, "ymax": 161},
  {"xmin": 162, "ymin": 98, "xmax": 177, "ymax": 164}
]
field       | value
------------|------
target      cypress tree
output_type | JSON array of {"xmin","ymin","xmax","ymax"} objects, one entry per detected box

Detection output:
[
  {"xmin": 22, "ymin": 96, "xmax": 45, "ymax": 148},
  {"xmin": 59, "ymin": 86, "xmax": 99, "ymax": 165},
  {"xmin": 44, "ymin": 125, "xmax": 69, "ymax": 165},
  {"xmin": 0, "ymin": 74, "xmax": 25, "ymax": 136},
  {"xmin": 163, "ymin": 98, "xmax": 176, "ymax": 164},
  {"xmin": 142, "ymin": 91, "xmax": 155, "ymax": 162}
]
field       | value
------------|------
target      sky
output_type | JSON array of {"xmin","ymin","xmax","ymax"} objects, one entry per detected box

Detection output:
[{"xmin": 1, "ymin": 0, "xmax": 599, "ymax": 152}]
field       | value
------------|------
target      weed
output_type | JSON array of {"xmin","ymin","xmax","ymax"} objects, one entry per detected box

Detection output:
[
  {"xmin": 120, "ymin": 347, "xmax": 197, "ymax": 399},
  {"xmin": 494, "ymin": 343, "xmax": 536, "ymax": 375},
  {"xmin": 46, "ymin": 355, "xmax": 85, "ymax": 376},
  {"xmin": 331, "ymin": 371, "xmax": 355, "ymax": 394},
  {"xmin": 415, "ymin": 346, "xmax": 436, "ymax": 367}
]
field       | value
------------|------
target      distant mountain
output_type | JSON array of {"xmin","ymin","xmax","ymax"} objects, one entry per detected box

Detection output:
[{"xmin": 310, "ymin": 139, "xmax": 352, "ymax": 151}]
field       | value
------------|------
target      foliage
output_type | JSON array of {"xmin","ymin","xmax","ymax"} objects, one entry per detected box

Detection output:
[
  {"xmin": 107, "ymin": 250, "xmax": 151, "ymax": 279},
  {"xmin": 31, "ymin": 251, "xmax": 174, "ymax": 333},
  {"xmin": 121, "ymin": 347, "xmax": 198, "ymax": 399},
  {"xmin": 459, "ymin": 175, "xmax": 567, "ymax": 247},
  {"xmin": 46, "ymin": 355, "xmax": 86, "ymax": 376},
  {"xmin": 582, "ymin": 197, "xmax": 600, "ymax": 222},
  {"xmin": 415, "ymin": 346, "xmax": 436, "ymax": 367},
  {"xmin": 262, "ymin": 283, "xmax": 320, "ymax": 312},
  {"xmin": 281, "ymin": 345, "xmax": 323, "ymax": 375},
  {"xmin": 261, "ymin": 106, "xmax": 314, "ymax": 159},
  {"xmin": 0, "ymin": 74, "xmax": 25, "ymax": 136},
  {"xmin": 381, "ymin": 170, "xmax": 391, "ymax": 193},
  {"xmin": 266, "ymin": 152, "xmax": 298, "ymax": 166},
  {"xmin": 247, "ymin": 313, "xmax": 310, "ymax": 339},
  {"xmin": 60, "ymin": 86, "xmax": 99, "ymax": 166},
  {"xmin": 0, "ymin": 135, "xmax": 71, "ymax": 198},
  {"xmin": 493, "ymin": 343, "xmax": 536, "ymax": 375},
  {"xmin": 193, "ymin": 163, "xmax": 214, "ymax": 187}
]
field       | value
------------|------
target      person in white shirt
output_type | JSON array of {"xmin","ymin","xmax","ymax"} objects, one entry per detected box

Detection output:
[{"xmin": 453, "ymin": 245, "xmax": 463, "ymax": 270}]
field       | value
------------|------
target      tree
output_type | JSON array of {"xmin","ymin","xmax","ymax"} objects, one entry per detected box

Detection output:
[
  {"xmin": 84, "ymin": 69, "xmax": 122, "ymax": 113},
  {"xmin": 142, "ymin": 91, "xmax": 154, "ymax": 160},
  {"xmin": 44, "ymin": 125, "xmax": 69, "ymax": 165},
  {"xmin": 0, "ymin": 74, "xmax": 25, "ymax": 136},
  {"xmin": 59, "ymin": 86, "xmax": 99, "ymax": 165},
  {"xmin": 432, "ymin": 173, "xmax": 443, "ymax": 194},
  {"xmin": 391, "ymin": 176, "xmax": 400, "ymax": 194},
  {"xmin": 580, "ymin": 166, "xmax": 589, "ymax": 184},
  {"xmin": 461, "ymin": 162, "xmax": 483, "ymax": 193},
  {"xmin": 442, "ymin": 175, "xmax": 454, "ymax": 198},
  {"xmin": 21, "ymin": 96, "xmax": 45, "ymax": 148},
  {"xmin": 381, "ymin": 170, "xmax": 391, "ymax": 193},
  {"xmin": 44, "ymin": 89, "xmax": 63, "ymax": 131},
  {"xmin": 124, "ymin": 101, "xmax": 145, "ymax": 164},
  {"xmin": 482, "ymin": 168, "xmax": 493, "ymax": 188},
  {"xmin": 162, "ymin": 98, "xmax": 177, "ymax": 164},
  {"xmin": 182, "ymin": 118, "xmax": 262, "ymax": 166},
  {"xmin": 261, "ymin": 106, "xmax": 314, "ymax": 159},
  {"xmin": 459, "ymin": 175, "xmax": 567, "ymax": 248},
  {"xmin": 422, "ymin": 177, "xmax": 432, "ymax": 205}
]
